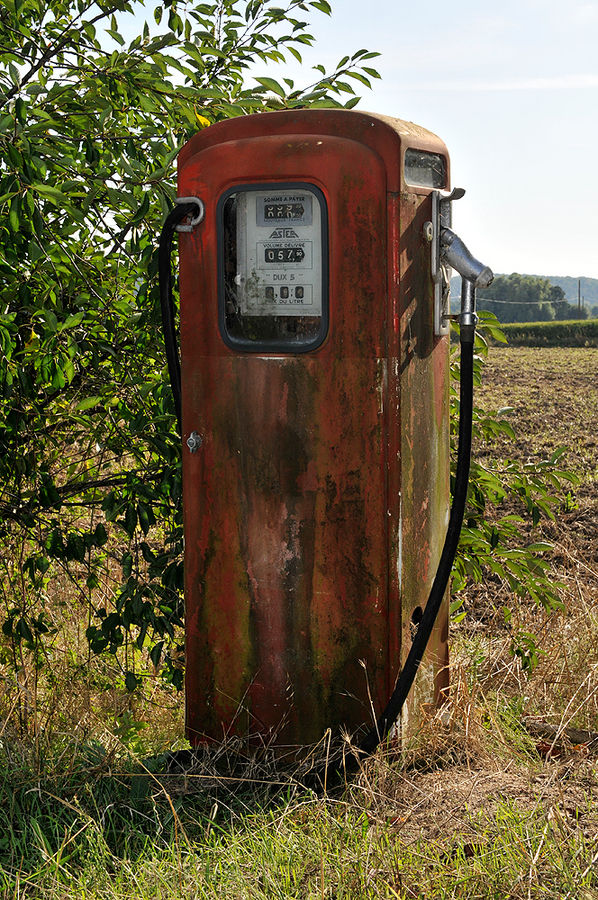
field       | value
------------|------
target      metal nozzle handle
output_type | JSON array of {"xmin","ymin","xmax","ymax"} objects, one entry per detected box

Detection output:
[{"xmin": 440, "ymin": 227, "xmax": 493, "ymax": 289}]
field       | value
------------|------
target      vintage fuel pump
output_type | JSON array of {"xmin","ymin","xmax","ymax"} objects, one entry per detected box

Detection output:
[{"xmin": 158, "ymin": 109, "xmax": 492, "ymax": 752}]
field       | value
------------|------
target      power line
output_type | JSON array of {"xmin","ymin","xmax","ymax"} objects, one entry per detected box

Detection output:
[{"xmin": 452, "ymin": 297, "xmax": 569, "ymax": 305}]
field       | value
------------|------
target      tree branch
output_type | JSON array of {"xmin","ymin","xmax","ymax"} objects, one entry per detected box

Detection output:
[{"xmin": 1, "ymin": 4, "xmax": 120, "ymax": 109}]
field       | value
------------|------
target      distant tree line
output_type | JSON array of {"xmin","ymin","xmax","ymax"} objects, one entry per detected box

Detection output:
[
  {"xmin": 539, "ymin": 274, "xmax": 598, "ymax": 306},
  {"xmin": 476, "ymin": 274, "xmax": 593, "ymax": 323}
]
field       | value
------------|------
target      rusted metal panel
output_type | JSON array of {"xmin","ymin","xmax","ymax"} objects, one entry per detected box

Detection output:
[
  {"xmin": 178, "ymin": 110, "xmax": 450, "ymax": 746},
  {"xmin": 397, "ymin": 189, "xmax": 451, "ymax": 731}
]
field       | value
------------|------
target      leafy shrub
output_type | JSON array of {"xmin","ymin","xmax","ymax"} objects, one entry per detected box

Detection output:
[
  {"xmin": 0, "ymin": 0, "xmax": 380, "ymax": 711},
  {"xmin": 451, "ymin": 312, "xmax": 578, "ymax": 669}
]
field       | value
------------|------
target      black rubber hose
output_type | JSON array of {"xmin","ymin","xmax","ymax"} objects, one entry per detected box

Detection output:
[
  {"xmin": 358, "ymin": 331, "xmax": 475, "ymax": 757},
  {"xmin": 158, "ymin": 202, "xmax": 200, "ymax": 432}
]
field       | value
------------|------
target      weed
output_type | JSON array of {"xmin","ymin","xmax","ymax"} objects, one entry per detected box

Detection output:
[{"xmin": 1, "ymin": 344, "xmax": 597, "ymax": 899}]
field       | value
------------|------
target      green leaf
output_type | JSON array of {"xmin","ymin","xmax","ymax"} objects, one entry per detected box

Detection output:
[
  {"xmin": 254, "ymin": 76, "xmax": 286, "ymax": 97},
  {"xmin": 124, "ymin": 505, "xmax": 137, "ymax": 538},
  {"xmin": 150, "ymin": 642, "xmax": 164, "ymax": 668},
  {"xmin": 310, "ymin": 0, "xmax": 332, "ymax": 13},
  {"xmin": 31, "ymin": 183, "xmax": 70, "ymax": 205},
  {"xmin": 94, "ymin": 523, "xmax": 108, "ymax": 547},
  {"xmin": 125, "ymin": 671, "xmax": 139, "ymax": 692},
  {"xmin": 15, "ymin": 97, "xmax": 27, "ymax": 125},
  {"xmin": 76, "ymin": 396, "xmax": 103, "ymax": 411},
  {"xmin": 16, "ymin": 618, "xmax": 34, "ymax": 644},
  {"xmin": 346, "ymin": 71, "xmax": 371, "ymax": 87},
  {"xmin": 66, "ymin": 533, "xmax": 86, "ymax": 563},
  {"xmin": 137, "ymin": 502, "xmax": 151, "ymax": 535},
  {"xmin": 122, "ymin": 552, "xmax": 133, "ymax": 578},
  {"xmin": 105, "ymin": 27, "xmax": 125, "ymax": 46},
  {"xmin": 131, "ymin": 192, "xmax": 150, "ymax": 224},
  {"xmin": 8, "ymin": 199, "xmax": 20, "ymax": 232},
  {"xmin": 8, "ymin": 62, "xmax": 21, "ymax": 87}
]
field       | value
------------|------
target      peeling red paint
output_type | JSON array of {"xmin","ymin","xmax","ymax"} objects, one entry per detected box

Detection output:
[
  {"xmin": 178, "ymin": 110, "xmax": 451, "ymax": 746},
  {"xmin": 296, "ymin": 459, "xmax": 318, "ymax": 494}
]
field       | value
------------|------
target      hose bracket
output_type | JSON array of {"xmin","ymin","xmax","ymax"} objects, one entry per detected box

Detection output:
[
  {"xmin": 175, "ymin": 197, "xmax": 205, "ymax": 232},
  {"xmin": 430, "ymin": 189, "xmax": 465, "ymax": 336}
]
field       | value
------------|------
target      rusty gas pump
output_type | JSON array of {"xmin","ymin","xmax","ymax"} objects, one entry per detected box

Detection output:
[{"xmin": 158, "ymin": 109, "xmax": 492, "ymax": 752}]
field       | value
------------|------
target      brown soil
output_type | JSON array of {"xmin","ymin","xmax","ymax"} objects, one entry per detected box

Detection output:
[
  {"xmin": 474, "ymin": 345, "xmax": 598, "ymax": 611},
  {"xmin": 460, "ymin": 347, "xmax": 597, "ymax": 708},
  {"xmin": 475, "ymin": 345, "xmax": 598, "ymax": 487}
]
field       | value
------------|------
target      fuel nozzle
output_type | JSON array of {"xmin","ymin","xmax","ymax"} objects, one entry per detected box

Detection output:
[{"xmin": 440, "ymin": 226, "xmax": 493, "ymax": 344}]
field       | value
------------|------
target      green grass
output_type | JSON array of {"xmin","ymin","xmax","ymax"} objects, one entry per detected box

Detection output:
[
  {"xmin": 1, "ymin": 697, "xmax": 598, "ymax": 900},
  {"xmin": 1, "ymin": 768, "xmax": 597, "ymax": 899},
  {"xmin": 2, "ymin": 347, "xmax": 598, "ymax": 900}
]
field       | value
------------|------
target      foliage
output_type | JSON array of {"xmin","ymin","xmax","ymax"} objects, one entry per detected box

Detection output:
[
  {"xmin": 477, "ymin": 273, "xmax": 588, "ymax": 323},
  {"xmin": 499, "ymin": 318, "xmax": 598, "ymax": 347},
  {"xmin": 450, "ymin": 312, "xmax": 578, "ymax": 670},
  {"xmin": 0, "ymin": 0, "xmax": 380, "ymax": 698}
]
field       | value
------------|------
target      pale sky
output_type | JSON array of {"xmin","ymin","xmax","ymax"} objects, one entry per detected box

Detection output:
[
  {"xmin": 278, "ymin": 0, "xmax": 598, "ymax": 279},
  {"xmin": 120, "ymin": 0, "xmax": 598, "ymax": 279}
]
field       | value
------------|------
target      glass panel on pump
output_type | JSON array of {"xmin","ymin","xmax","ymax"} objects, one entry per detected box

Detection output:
[{"xmin": 219, "ymin": 183, "xmax": 328, "ymax": 352}]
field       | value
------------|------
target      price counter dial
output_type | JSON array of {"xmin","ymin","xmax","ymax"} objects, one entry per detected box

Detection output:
[{"xmin": 236, "ymin": 189, "xmax": 324, "ymax": 317}]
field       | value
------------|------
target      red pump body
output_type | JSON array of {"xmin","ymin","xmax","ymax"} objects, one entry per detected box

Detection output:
[{"xmin": 177, "ymin": 110, "xmax": 450, "ymax": 746}]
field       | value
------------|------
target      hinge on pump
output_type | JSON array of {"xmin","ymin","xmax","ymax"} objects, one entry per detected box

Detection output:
[{"xmin": 425, "ymin": 188, "xmax": 465, "ymax": 337}]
